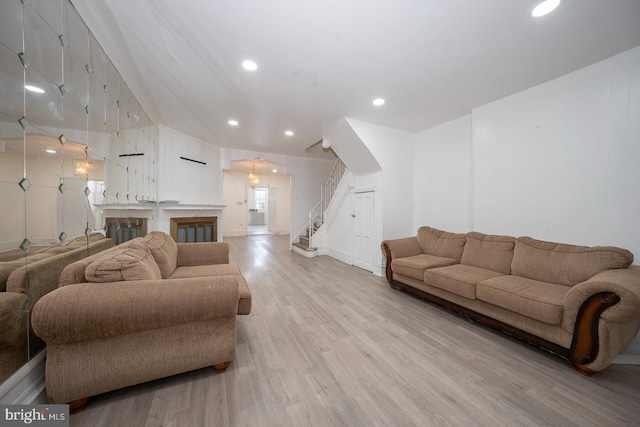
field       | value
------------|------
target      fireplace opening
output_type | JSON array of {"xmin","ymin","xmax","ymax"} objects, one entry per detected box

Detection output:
[
  {"xmin": 171, "ymin": 217, "xmax": 217, "ymax": 243},
  {"xmin": 106, "ymin": 217, "xmax": 147, "ymax": 245}
]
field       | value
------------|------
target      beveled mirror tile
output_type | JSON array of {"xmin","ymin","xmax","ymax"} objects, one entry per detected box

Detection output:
[
  {"xmin": 89, "ymin": 128, "xmax": 109, "ymax": 161},
  {"xmin": 89, "ymin": 33, "xmax": 107, "ymax": 85},
  {"xmin": 0, "ymin": 129, "xmax": 25, "ymax": 190},
  {"xmin": 28, "ymin": 0, "xmax": 64, "ymax": 36},
  {"xmin": 117, "ymin": 134, "xmax": 130, "ymax": 156},
  {"xmin": 0, "ymin": 182, "xmax": 25, "ymax": 245},
  {"xmin": 87, "ymin": 109, "xmax": 105, "ymax": 134},
  {"xmin": 18, "ymin": 116, "xmax": 29, "ymax": 130},
  {"xmin": 18, "ymin": 178, "xmax": 31, "ymax": 192},
  {"xmin": 105, "ymin": 92, "xmax": 118, "ymax": 131},
  {"xmin": 88, "ymin": 74, "xmax": 106, "ymax": 123},
  {"xmin": 25, "ymin": 67, "xmax": 63, "ymax": 131},
  {"xmin": 20, "ymin": 239, "xmax": 32, "ymax": 253},
  {"xmin": 25, "ymin": 186, "xmax": 60, "ymax": 246},
  {"xmin": 63, "ymin": 0, "xmax": 88, "ymax": 64},
  {"xmin": 105, "ymin": 58, "xmax": 119, "ymax": 98},
  {"xmin": 24, "ymin": 5, "xmax": 63, "ymax": 85},
  {"xmin": 63, "ymin": 46, "xmax": 88, "ymax": 106},
  {"xmin": 59, "ymin": 178, "xmax": 88, "ymax": 238},
  {"xmin": 63, "ymin": 96, "xmax": 88, "ymax": 135},
  {"xmin": 0, "ymin": 45, "xmax": 25, "ymax": 121},
  {"xmin": 116, "ymin": 165, "xmax": 128, "ymax": 197},
  {"xmin": 0, "ymin": 0, "xmax": 24, "ymax": 54}
]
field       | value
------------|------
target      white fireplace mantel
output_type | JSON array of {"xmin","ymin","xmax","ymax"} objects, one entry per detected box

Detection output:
[{"xmin": 94, "ymin": 203, "xmax": 227, "ymax": 241}]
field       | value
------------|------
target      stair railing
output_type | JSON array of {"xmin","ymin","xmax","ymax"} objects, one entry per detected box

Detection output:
[{"xmin": 308, "ymin": 157, "xmax": 346, "ymax": 240}]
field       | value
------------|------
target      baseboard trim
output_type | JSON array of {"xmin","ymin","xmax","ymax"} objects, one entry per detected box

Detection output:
[
  {"xmin": 0, "ymin": 349, "xmax": 47, "ymax": 404},
  {"xmin": 612, "ymin": 354, "xmax": 640, "ymax": 365},
  {"xmin": 328, "ymin": 249, "xmax": 351, "ymax": 265}
]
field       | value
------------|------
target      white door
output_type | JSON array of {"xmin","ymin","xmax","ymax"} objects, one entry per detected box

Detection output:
[
  {"xmin": 352, "ymin": 191, "xmax": 374, "ymax": 272},
  {"xmin": 267, "ymin": 187, "xmax": 277, "ymax": 234}
]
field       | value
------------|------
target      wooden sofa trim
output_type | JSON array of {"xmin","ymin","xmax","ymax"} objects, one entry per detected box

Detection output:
[
  {"xmin": 568, "ymin": 291, "xmax": 620, "ymax": 376},
  {"xmin": 382, "ymin": 243, "xmax": 621, "ymax": 376}
]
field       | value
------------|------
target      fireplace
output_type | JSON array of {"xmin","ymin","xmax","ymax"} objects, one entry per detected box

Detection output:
[
  {"xmin": 94, "ymin": 203, "xmax": 225, "ymax": 242},
  {"xmin": 105, "ymin": 217, "xmax": 147, "ymax": 244},
  {"xmin": 170, "ymin": 217, "xmax": 218, "ymax": 243}
]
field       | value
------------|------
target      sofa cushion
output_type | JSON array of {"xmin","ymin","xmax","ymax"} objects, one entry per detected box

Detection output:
[
  {"xmin": 391, "ymin": 254, "xmax": 457, "ymax": 281},
  {"xmin": 169, "ymin": 263, "xmax": 242, "ymax": 279},
  {"xmin": 424, "ymin": 264, "xmax": 505, "ymax": 300},
  {"xmin": 511, "ymin": 237, "xmax": 634, "ymax": 286},
  {"xmin": 460, "ymin": 232, "xmax": 515, "ymax": 275},
  {"xmin": 169, "ymin": 264, "xmax": 251, "ymax": 315},
  {"xmin": 142, "ymin": 231, "xmax": 178, "ymax": 278},
  {"xmin": 416, "ymin": 227, "xmax": 466, "ymax": 262},
  {"xmin": 477, "ymin": 275, "xmax": 569, "ymax": 325},
  {"xmin": 85, "ymin": 245, "xmax": 162, "ymax": 283}
]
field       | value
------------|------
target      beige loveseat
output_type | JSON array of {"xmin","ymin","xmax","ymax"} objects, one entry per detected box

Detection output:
[
  {"xmin": 381, "ymin": 227, "xmax": 640, "ymax": 376},
  {"xmin": 0, "ymin": 234, "xmax": 114, "ymax": 384},
  {"xmin": 32, "ymin": 231, "xmax": 251, "ymax": 409}
]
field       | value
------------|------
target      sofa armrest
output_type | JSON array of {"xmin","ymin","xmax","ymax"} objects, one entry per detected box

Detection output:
[
  {"xmin": 31, "ymin": 276, "xmax": 239, "ymax": 345},
  {"xmin": 176, "ymin": 242, "xmax": 229, "ymax": 266},
  {"xmin": 0, "ymin": 292, "xmax": 29, "ymax": 349},
  {"xmin": 380, "ymin": 237, "xmax": 422, "ymax": 285},
  {"xmin": 562, "ymin": 266, "xmax": 640, "ymax": 331},
  {"xmin": 561, "ymin": 266, "xmax": 640, "ymax": 373}
]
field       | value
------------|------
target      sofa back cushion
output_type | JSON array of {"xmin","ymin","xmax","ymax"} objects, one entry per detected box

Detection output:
[
  {"xmin": 416, "ymin": 226, "xmax": 466, "ymax": 262},
  {"xmin": 460, "ymin": 232, "xmax": 515, "ymax": 275},
  {"xmin": 59, "ymin": 238, "xmax": 138, "ymax": 286},
  {"xmin": 142, "ymin": 231, "xmax": 178, "ymax": 278},
  {"xmin": 511, "ymin": 237, "xmax": 634, "ymax": 286},
  {"xmin": 85, "ymin": 245, "xmax": 162, "ymax": 283}
]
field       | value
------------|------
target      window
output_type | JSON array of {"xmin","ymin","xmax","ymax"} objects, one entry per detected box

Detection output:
[{"xmin": 254, "ymin": 189, "xmax": 267, "ymax": 211}]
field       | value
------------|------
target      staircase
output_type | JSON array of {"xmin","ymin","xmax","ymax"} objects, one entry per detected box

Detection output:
[{"xmin": 293, "ymin": 158, "xmax": 346, "ymax": 255}]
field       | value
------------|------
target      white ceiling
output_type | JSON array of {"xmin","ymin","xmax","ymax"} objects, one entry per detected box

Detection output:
[{"xmin": 71, "ymin": 0, "xmax": 640, "ymax": 159}]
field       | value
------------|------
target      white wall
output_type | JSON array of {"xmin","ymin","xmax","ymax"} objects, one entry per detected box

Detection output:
[
  {"xmin": 410, "ymin": 47, "xmax": 640, "ymax": 358},
  {"xmin": 347, "ymin": 119, "xmax": 416, "ymax": 241},
  {"xmin": 413, "ymin": 115, "xmax": 472, "ymax": 233},
  {"xmin": 158, "ymin": 124, "xmax": 222, "ymax": 204},
  {"xmin": 472, "ymin": 46, "xmax": 640, "ymax": 257},
  {"xmin": 220, "ymin": 148, "xmax": 334, "ymax": 243},
  {"xmin": 222, "ymin": 171, "xmax": 292, "ymax": 236},
  {"xmin": 322, "ymin": 119, "xmax": 415, "ymax": 275}
]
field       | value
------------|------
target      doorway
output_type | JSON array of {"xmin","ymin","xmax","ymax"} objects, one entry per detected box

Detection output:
[
  {"xmin": 352, "ymin": 191, "xmax": 375, "ymax": 272},
  {"xmin": 247, "ymin": 187, "xmax": 272, "ymax": 235}
]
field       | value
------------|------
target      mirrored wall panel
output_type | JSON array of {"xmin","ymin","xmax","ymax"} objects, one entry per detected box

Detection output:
[{"xmin": 0, "ymin": 0, "xmax": 158, "ymax": 384}]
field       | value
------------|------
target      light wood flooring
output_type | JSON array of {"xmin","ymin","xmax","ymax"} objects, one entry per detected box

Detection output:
[{"xmin": 71, "ymin": 234, "xmax": 640, "ymax": 426}]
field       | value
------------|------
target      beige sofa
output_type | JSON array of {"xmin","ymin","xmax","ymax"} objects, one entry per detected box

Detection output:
[
  {"xmin": 381, "ymin": 226, "xmax": 640, "ymax": 376},
  {"xmin": 0, "ymin": 234, "xmax": 114, "ymax": 383},
  {"xmin": 32, "ymin": 231, "xmax": 251, "ymax": 409}
]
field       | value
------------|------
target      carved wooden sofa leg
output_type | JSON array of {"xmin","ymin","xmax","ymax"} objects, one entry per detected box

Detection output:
[
  {"xmin": 213, "ymin": 361, "xmax": 231, "ymax": 373},
  {"xmin": 68, "ymin": 397, "xmax": 91, "ymax": 414},
  {"xmin": 381, "ymin": 243, "xmax": 396, "ymax": 289},
  {"xmin": 573, "ymin": 363, "xmax": 597, "ymax": 377}
]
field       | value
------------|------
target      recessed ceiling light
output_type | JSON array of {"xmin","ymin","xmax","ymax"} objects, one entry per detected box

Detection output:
[
  {"xmin": 242, "ymin": 60, "xmax": 258, "ymax": 71},
  {"xmin": 285, "ymin": 130, "xmax": 294, "ymax": 136},
  {"xmin": 272, "ymin": 169, "xmax": 278, "ymax": 173},
  {"xmin": 373, "ymin": 98, "xmax": 385, "ymax": 106},
  {"xmin": 531, "ymin": 0, "xmax": 560, "ymax": 17},
  {"xmin": 228, "ymin": 119, "xmax": 239, "ymax": 126},
  {"xmin": 45, "ymin": 148, "xmax": 56, "ymax": 154},
  {"xmin": 25, "ymin": 85, "xmax": 45, "ymax": 94}
]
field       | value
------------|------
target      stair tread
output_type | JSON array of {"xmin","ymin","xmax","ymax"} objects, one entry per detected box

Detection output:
[{"xmin": 292, "ymin": 241, "xmax": 316, "ymax": 251}]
